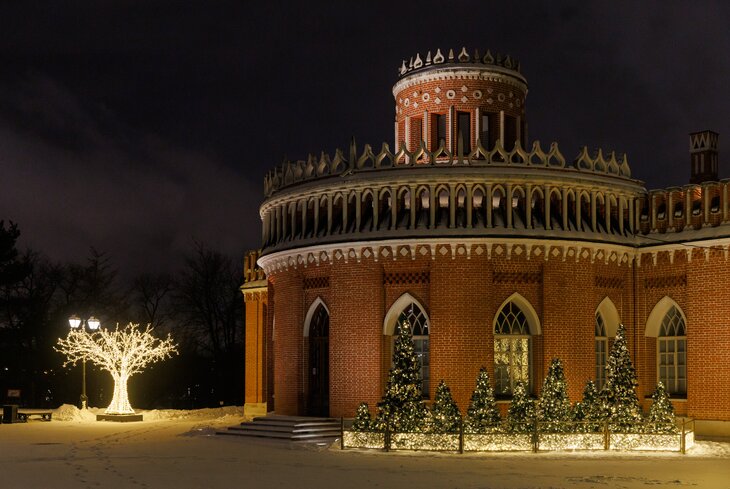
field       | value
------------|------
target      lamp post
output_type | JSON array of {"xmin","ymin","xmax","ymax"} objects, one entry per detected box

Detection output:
[{"xmin": 68, "ymin": 315, "xmax": 101, "ymax": 409}]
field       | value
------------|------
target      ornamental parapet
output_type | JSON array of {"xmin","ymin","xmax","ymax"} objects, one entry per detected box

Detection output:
[
  {"xmin": 637, "ymin": 180, "xmax": 730, "ymax": 239},
  {"xmin": 263, "ymin": 139, "xmax": 633, "ymax": 198},
  {"xmin": 259, "ymin": 139, "xmax": 644, "ymax": 257},
  {"xmin": 396, "ymin": 46, "xmax": 522, "ymax": 81}
]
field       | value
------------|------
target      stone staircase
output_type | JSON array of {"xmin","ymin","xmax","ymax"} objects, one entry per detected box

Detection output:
[{"xmin": 217, "ymin": 415, "xmax": 341, "ymax": 446}]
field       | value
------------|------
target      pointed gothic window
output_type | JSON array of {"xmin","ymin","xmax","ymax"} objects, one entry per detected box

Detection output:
[
  {"xmin": 494, "ymin": 301, "xmax": 531, "ymax": 396},
  {"xmin": 658, "ymin": 306, "xmax": 687, "ymax": 396},
  {"xmin": 396, "ymin": 302, "xmax": 430, "ymax": 398},
  {"xmin": 595, "ymin": 312, "xmax": 608, "ymax": 389}
]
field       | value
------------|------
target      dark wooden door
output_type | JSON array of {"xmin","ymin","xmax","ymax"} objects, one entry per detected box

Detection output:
[{"xmin": 307, "ymin": 305, "xmax": 329, "ymax": 416}]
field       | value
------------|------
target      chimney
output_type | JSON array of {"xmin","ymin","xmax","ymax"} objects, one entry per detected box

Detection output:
[{"xmin": 689, "ymin": 130, "xmax": 719, "ymax": 184}]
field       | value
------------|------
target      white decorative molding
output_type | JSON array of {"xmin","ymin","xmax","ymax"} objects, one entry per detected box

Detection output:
[{"xmin": 257, "ymin": 237, "xmax": 638, "ymax": 276}]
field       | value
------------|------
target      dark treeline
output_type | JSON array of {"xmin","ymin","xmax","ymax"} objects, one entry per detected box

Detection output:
[{"xmin": 0, "ymin": 220, "xmax": 244, "ymax": 409}]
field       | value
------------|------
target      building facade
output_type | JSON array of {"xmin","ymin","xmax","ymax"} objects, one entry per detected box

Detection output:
[{"xmin": 243, "ymin": 47, "xmax": 730, "ymax": 435}]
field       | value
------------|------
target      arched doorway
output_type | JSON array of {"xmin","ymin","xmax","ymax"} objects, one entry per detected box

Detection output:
[{"xmin": 306, "ymin": 302, "xmax": 329, "ymax": 416}]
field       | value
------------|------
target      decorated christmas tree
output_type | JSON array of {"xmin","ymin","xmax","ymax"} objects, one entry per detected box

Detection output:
[
  {"xmin": 352, "ymin": 402, "xmax": 372, "ymax": 432},
  {"xmin": 464, "ymin": 367, "xmax": 501, "ymax": 433},
  {"xmin": 430, "ymin": 380, "xmax": 461, "ymax": 433},
  {"xmin": 602, "ymin": 323, "xmax": 642, "ymax": 431},
  {"xmin": 647, "ymin": 381, "xmax": 677, "ymax": 433},
  {"xmin": 374, "ymin": 319, "xmax": 426, "ymax": 432},
  {"xmin": 506, "ymin": 381, "xmax": 535, "ymax": 433},
  {"xmin": 572, "ymin": 380, "xmax": 605, "ymax": 431},
  {"xmin": 537, "ymin": 358, "xmax": 572, "ymax": 432}
]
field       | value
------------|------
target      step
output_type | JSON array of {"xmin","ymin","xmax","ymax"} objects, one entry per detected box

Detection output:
[
  {"xmin": 252, "ymin": 416, "xmax": 337, "ymax": 424},
  {"xmin": 216, "ymin": 415, "xmax": 342, "ymax": 444},
  {"xmin": 240, "ymin": 420, "xmax": 339, "ymax": 429},
  {"xmin": 230, "ymin": 424, "xmax": 339, "ymax": 434}
]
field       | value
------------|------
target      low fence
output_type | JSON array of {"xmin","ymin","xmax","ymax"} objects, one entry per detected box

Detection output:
[{"xmin": 340, "ymin": 418, "xmax": 695, "ymax": 454}]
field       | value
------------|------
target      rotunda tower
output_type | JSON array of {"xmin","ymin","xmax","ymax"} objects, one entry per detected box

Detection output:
[{"xmin": 393, "ymin": 47, "xmax": 527, "ymax": 155}]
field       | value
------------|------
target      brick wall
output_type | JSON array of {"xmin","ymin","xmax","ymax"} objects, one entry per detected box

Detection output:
[{"xmin": 259, "ymin": 247, "xmax": 730, "ymax": 422}]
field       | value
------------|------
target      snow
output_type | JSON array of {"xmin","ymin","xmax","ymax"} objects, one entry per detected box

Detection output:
[{"xmin": 1, "ymin": 405, "xmax": 729, "ymax": 489}]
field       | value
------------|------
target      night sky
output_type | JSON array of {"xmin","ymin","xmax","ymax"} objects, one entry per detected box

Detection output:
[{"xmin": 1, "ymin": 1, "xmax": 729, "ymax": 277}]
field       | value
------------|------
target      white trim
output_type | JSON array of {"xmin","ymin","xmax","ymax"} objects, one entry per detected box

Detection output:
[
  {"xmin": 258, "ymin": 237, "xmax": 639, "ymax": 275},
  {"xmin": 645, "ymin": 296, "xmax": 687, "ymax": 337},
  {"xmin": 493, "ymin": 292, "xmax": 542, "ymax": 335},
  {"xmin": 596, "ymin": 296, "xmax": 620, "ymax": 338},
  {"xmin": 383, "ymin": 292, "xmax": 429, "ymax": 336},
  {"xmin": 392, "ymin": 68, "xmax": 528, "ymax": 96},
  {"xmin": 303, "ymin": 297, "xmax": 329, "ymax": 337}
]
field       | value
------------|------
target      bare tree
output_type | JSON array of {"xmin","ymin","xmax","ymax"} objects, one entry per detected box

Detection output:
[
  {"xmin": 175, "ymin": 242, "xmax": 243, "ymax": 357},
  {"xmin": 56, "ymin": 323, "xmax": 177, "ymax": 414},
  {"xmin": 129, "ymin": 272, "xmax": 174, "ymax": 328}
]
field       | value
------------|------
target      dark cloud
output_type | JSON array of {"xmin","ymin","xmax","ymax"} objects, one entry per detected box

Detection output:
[
  {"xmin": 1, "ymin": 1, "xmax": 729, "ymax": 274},
  {"xmin": 0, "ymin": 75, "xmax": 259, "ymax": 277}
]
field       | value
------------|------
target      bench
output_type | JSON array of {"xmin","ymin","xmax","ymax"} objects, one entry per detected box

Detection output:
[{"xmin": 17, "ymin": 409, "xmax": 53, "ymax": 422}]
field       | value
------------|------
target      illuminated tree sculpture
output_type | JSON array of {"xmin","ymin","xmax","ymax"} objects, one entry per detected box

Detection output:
[{"xmin": 56, "ymin": 323, "xmax": 177, "ymax": 414}]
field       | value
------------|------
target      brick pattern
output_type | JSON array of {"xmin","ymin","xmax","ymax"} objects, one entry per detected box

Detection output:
[
  {"xmin": 492, "ymin": 271, "xmax": 542, "ymax": 284},
  {"xmin": 644, "ymin": 274, "xmax": 687, "ymax": 289},
  {"xmin": 594, "ymin": 276, "xmax": 624, "ymax": 289},
  {"xmin": 395, "ymin": 76, "xmax": 526, "ymax": 152},
  {"xmin": 383, "ymin": 271, "xmax": 430, "ymax": 286},
  {"xmin": 254, "ymin": 248, "xmax": 730, "ymax": 423},
  {"xmin": 303, "ymin": 276, "xmax": 330, "ymax": 290}
]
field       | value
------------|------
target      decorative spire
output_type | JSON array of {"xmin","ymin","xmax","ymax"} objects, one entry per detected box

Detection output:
[{"xmin": 397, "ymin": 47, "xmax": 521, "ymax": 78}]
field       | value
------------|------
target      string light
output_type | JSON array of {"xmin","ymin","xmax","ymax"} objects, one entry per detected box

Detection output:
[{"xmin": 56, "ymin": 323, "xmax": 177, "ymax": 415}]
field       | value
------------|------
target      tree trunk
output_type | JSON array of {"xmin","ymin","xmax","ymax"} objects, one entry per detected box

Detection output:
[{"xmin": 106, "ymin": 372, "xmax": 134, "ymax": 414}]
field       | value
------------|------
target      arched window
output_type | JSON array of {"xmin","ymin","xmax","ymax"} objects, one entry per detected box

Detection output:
[
  {"xmin": 595, "ymin": 312, "xmax": 608, "ymax": 389},
  {"xmin": 494, "ymin": 301, "xmax": 531, "ymax": 396},
  {"xmin": 658, "ymin": 306, "xmax": 687, "ymax": 396},
  {"xmin": 396, "ymin": 302, "xmax": 430, "ymax": 398}
]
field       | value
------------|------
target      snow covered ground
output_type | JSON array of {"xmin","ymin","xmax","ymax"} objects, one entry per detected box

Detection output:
[{"xmin": 1, "ymin": 405, "xmax": 729, "ymax": 489}]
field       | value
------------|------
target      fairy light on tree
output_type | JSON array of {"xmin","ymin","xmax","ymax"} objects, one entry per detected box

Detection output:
[{"xmin": 56, "ymin": 323, "xmax": 177, "ymax": 415}]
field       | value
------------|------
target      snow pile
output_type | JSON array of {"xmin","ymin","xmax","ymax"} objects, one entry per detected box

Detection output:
[
  {"xmin": 52, "ymin": 404, "xmax": 98, "ymax": 422},
  {"xmin": 142, "ymin": 406, "xmax": 243, "ymax": 421},
  {"xmin": 51, "ymin": 404, "xmax": 243, "ymax": 424},
  {"xmin": 689, "ymin": 440, "xmax": 730, "ymax": 457}
]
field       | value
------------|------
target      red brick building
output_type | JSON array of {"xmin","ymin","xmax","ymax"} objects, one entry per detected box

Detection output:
[{"xmin": 242, "ymin": 47, "xmax": 730, "ymax": 436}]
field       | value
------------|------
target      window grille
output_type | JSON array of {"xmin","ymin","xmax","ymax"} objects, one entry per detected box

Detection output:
[
  {"xmin": 494, "ymin": 302, "xmax": 531, "ymax": 396},
  {"xmin": 595, "ymin": 312, "xmax": 608, "ymax": 389},
  {"xmin": 658, "ymin": 306, "xmax": 687, "ymax": 396},
  {"xmin": 396, "ymin": 302, "xmax": 430, "ymax": 398}
]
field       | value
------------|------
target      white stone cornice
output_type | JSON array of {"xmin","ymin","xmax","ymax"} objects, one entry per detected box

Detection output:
[
  {"xmin": 392, "ymin": 67, "xmax": 528, "ymax": 96},
  {"xmin": 257, "ymin": 237, "xmax": 637, "ymax": 276}
]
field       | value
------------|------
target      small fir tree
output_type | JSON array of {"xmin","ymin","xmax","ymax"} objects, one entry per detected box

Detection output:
[
  {"xmin": 352, "ymin": 402, "xmax": 372, "ymax": 432},
  {"xmin": 374, "ymin": 319, "xmax": 426, "ymax": 432},
  {"xmin": 506, "ymin": 381, "xmax": 535, "ymax": 433},
  {"xmin": 537, "ymin": 358, "xmax": 572, "ymax": 432},
  {"xmin": 464, "ymin": 367, "xmax": 501, "ymax": 433},
  {"xmin": 572, "ymin": 380, "xmax": 605, "ymax": 432},
  {"xmin": 647, "ymin": 382, "xmax": 677, "ymax": 434},
  {"xmin": 602, "ymin": 323, "xmax": 642, "ymax": 431},
  {"xmin": 430, "ymin": 380, "xmax": 461, "ymax": 433}
]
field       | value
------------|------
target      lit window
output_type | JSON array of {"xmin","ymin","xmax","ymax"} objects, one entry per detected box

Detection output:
[
  {"xmin": 396, "ymin": 303, "xmax": 430, "ymax": 398},
  {"xmin": 494, "ymin": 302, "xmax": 530, "ymax": 396},
  {"xmin": 658, "ymin": 306, "xmax": 686, "ymax": 396},
  {"xmin": 595, "ymin": 312, "xmax": 608, "ymax": 389}
]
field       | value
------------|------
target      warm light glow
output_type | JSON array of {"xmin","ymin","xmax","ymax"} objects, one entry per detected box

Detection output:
[
  {"xmin": 69, "ymin": 316, "xmax": 81, "ymax": 329},
  {"xmin": 343, "ymin": 431, "xmax": 384, "ymax": 449},
  {"xmin": 56, "ymin": 323, "xmax": 177, "ymax": 415},
  {"xmin": 464, "ymin": 433, "xmax": 533, "ymax": 451},
  {"xmin": 391, "ymin": 433, "xmax": 460, "ymax": 451},
  {"xmin": 87, "ymin": 317, "xmax": 101, "ymax": 330},
  {"xmin": 343, "ymin": 427, "xmax": 693, "ymax": 453}
]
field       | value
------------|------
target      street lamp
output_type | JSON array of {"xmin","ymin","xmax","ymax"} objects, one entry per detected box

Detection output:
[{"xmin": 68, "ymin": 315, "xmax": 101, "ymax": 409}]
